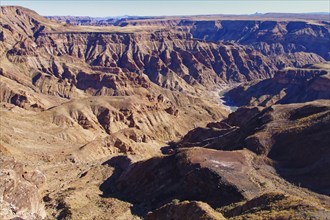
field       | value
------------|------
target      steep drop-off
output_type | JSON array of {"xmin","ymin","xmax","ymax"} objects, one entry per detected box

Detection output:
[
  {"xmin": 187, "ymin": 19, "xmax": 330, "ymax": 62},
  {"xmin": 104, "ymin": 101, "xmax": 330, "ymax": 219},
  {"xmin": 223, "ymin": 62, "xmax": 330, "ymax": 107},
  {"xmin": 1, "ymin": 5, "xmax": 330, "ymax": 220},
  {"xmin": 178, "ymin": 100, "xmax": 330, "ymax": 195},
  {"xmin": 48, "ymin": 13, "xmax": 330, "ymax": 65},
  {"xmin": 1, "ymin": 6, "xmax": 277, "ymax": 98}
]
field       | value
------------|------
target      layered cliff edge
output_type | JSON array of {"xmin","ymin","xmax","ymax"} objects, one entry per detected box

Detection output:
[
  {"xmin": 223, "ymin": 62, "xmax": 330, "ymax": 107},
  {"xmin": 47, "ymin": 11, "xmax": 330, "ymax": 61},
  {"xmin": 1, "ymin": 5, "xmax": 330, "ymax": 220},
  {"xmin": 2, "ymin": 6, "xmax": 329, "ymax": 96}
]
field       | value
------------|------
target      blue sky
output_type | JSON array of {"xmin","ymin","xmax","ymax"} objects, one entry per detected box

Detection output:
[{"xmin": 1, "ymin": 0, "xmax": 329, "ymax": 17}]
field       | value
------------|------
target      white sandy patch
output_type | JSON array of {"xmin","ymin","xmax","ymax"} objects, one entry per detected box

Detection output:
[{"xmin": 210, "ymin": 159, "xmax": 235, "ymax": 168}]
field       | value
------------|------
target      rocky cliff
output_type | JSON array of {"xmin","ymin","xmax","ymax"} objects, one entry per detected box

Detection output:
[
  {"xmin": 223, "ymin": 62, "xmax": 330, "ymax": 106},
  {"xmin": 48, "ymin": 13, "xmax": 330, "ymax": 65},
  {"xmin": 187, "ymin": 19, "xmax": 330, "ymax": 62},
  {"xmin": 0, "ymin": 156, "xmax": 46, "ymax": 220},
  {"xmin": 1, "ymin": 6, "xmax": 277, "ymax": 97},
  {"xmin": 1, "ymin": 5, "xmax": 330, "ymax": 220},
  {"xmin": 178, "ymin": 100, "xmax": 330, "ymax": 195},
  {"xmin": 101, "ymin": 100, "xmax": 330, "ymax": 219},
  {"xmin": 101, "ymin": 101, "xmax": 330, "ymax": 219}
]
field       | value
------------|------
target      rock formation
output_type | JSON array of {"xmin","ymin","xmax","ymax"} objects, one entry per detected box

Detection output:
[
  {"xmin": 0, "ymin": 156, "xmax": 46, "ymax": 220},
  {"xmin": 223, "ymin": 62, "xmax": 330, "ymax": 106},
  {"xmin": 178, "ymin": 100, "xmax": 330, "ymax": 195},
  {"xmin": 106, "ymin": 100, "xmax": 330, "ymax": 218},
  {"xmin": 0, "ymin": 5, "xmax": 329, "ymax": 220},
  {"xmin": 187, "ymin": 20, "xmax": 330, "ymax": 61},
  {"xmin": 112, "ymin": 148, "xmax": 258, "ymax": 210}
]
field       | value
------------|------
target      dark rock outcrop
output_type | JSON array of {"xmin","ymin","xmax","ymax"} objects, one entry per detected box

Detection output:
[
  {"xmin": 178, "ymin": 100, "xmax": 330, "ymax": 195},
  {"xmin": 102, "ymin": 147, "xmax": 262, "ymax": 216},
  {"xmin": 221, "ymin": 193, "xmax": 330, "ymax": 219}
]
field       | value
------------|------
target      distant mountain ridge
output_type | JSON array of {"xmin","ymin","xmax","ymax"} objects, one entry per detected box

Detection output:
[{"xmin": 46, "ymin": 12, "xmax": 330, "ymax": 25}]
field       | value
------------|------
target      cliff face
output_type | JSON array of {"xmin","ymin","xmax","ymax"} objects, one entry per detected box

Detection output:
[
  {"xmin": 2, "ymin": 6, "xmax": 328, "ymax": 101},
  {"xmin": 32, "ymin": 32, "xmax": 275, "ymax": 86},
  {"xmin": 187, "ymin": 20, "xmax": 330, "ymax": 62},
  {"xmin": 1, "ymin": 6, "xmax": 330, "ymax": 220},
  {"xmin": 48, "ymin": 14, "xmax": 330, "ymax": 65},
  {"xmin": 224, "ymin": 62, "xmax": 330, "ymax": 107},
  {"xmin": 178, "ymin": 100, "xmax": 330, "ymax": 195},
  {"xmin": 1, "ymin": 6, "xmax": 276, "ymax": 98}
]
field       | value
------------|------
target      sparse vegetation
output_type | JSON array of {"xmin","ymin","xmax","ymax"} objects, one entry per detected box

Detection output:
[{"xmin": 0, "ymin": 5, "xmax": 329, "ymax": 220}]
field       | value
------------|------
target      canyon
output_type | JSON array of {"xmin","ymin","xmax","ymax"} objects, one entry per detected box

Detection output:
[{"xmin": 0, "ymin": 6, "xmax": 329, "ymax": 220}]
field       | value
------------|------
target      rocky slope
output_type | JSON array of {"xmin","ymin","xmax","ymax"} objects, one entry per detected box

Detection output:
[
  {"xmin": 1, "ymin": 5, "xmax": 330, "ymax": 220},
  {"xmin": 48, "ymin": 13, "xmax": 330, "ymax": 66},
  {"xmin": 223, "ymin": 62, "xmax": 330, "ymax": 107},
  {"xmin": 1, "ymin": 5, "xmax": 277, "ymax": 98},
  {"xmin": 0, "ymin": 156, "xmax": 46, "ymax": 220},
  {"xmin": 186, "ymin": 19, "xmax": 330, "ymax": 62},
  {"xmin": 102, "ymin": 100, "xmax": 330, "ymax": 219},
  {"xmin": 0, "ymin": 92, "xmax": 226, "ymax": 165},
  {"xmin": 178, "ymin": 100, "xmax": 330, "ymax": 195},
  {"xmin": 146, "ymin": 201, "xmax": 226, "ymax": 220},
  {"xmin": 109, "ymin": 148, "xmax": 259, "ymax": 212}
]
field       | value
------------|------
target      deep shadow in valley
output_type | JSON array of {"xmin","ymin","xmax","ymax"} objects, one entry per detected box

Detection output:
[
  {"xmin": 99, "ymin": 155, "xmax": 154, "ymax": 217},
  {"xmin": 98, "ymin": 141, "xmax": 246, "ymax": 218}
]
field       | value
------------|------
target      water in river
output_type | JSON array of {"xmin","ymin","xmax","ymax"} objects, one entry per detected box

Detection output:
[
  {"xmin": 219, "ymin": 95, "xmax": 239, "ymax": 112},
  {"xmin": 218, "ymin": 87, "xmax": 240, "ymax": 113}
]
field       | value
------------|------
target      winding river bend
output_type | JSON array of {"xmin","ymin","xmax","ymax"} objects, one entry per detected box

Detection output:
[{"xmin": 218, "ymin": 86, "xmax": 240, "ymax": 113}]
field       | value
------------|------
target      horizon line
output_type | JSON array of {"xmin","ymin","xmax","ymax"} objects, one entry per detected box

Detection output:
[{"xmin": 2, "ymin": 5, "xmax": 329, "ymax": 18}]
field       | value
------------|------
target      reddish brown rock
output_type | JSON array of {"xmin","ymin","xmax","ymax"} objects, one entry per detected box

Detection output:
[
  {"xmin": 178, "ymin": 100, "xmax": 330, "ymax": 195},
  {"xmin": 0, "ymin": 156, "xmax": 46, "ymax": 220}
]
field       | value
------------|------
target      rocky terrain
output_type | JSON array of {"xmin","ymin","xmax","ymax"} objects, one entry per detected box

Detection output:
[
  {"xmin": 187, "ymin": 19, "xmax": 330, "ymax": 61},
  {"xmin": 178, "ymin": 100, "xmax": 330, "ymax": 193},
  {"xmin": 48, "ymin": 13, "xmax": 330, "ymax": 64},
  {"xmin": 0, "ymin": 156, "xmax": 46, "ymax": 219},
  {"xmin": 0, "ymin": 5, "xmax": 329, "ymax": 220},
  {"xmin": 223, "ymin": 62, "xmax": 330, "ymax": 107},
  {"xmin": 104, "ymin": 100, "xmax": 330, "ymax": 219}
]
